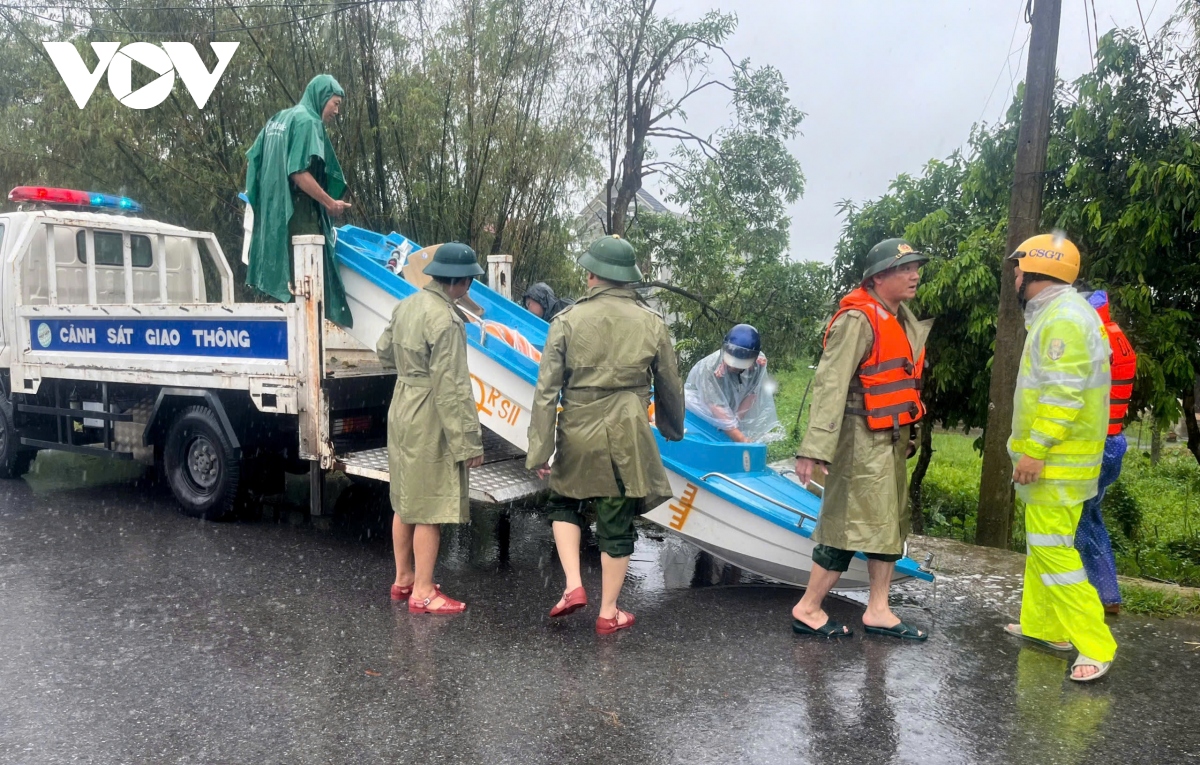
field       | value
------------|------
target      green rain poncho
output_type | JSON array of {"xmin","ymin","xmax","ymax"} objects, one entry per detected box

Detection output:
[{"xmin": 245, "ymin": 74, "xmax": 352, "ymax": 327}]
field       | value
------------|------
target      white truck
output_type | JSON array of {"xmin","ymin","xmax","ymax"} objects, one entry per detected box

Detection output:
[{"xmin": 0, "ymin": 186, "xmax": 540, "ymax": 519}]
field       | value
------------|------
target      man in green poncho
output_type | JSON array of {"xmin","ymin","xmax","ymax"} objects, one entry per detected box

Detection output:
[{"xmin": 245, "ymin": 74, "xmax": 354, "ymax": 327}]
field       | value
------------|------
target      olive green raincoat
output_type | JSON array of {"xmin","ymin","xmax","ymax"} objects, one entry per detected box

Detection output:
[
  {"xmin": 526, "ymin": 285, "xmax": 685, "ymax": 510},
  {"xmin": 377, "ymin": 282, "xmax": 484, "ymax": 524},
  {"xmin": 797, "ymin": 294, "xmax": 932, "ymax": 555},
  {"xmin": 245, "ymin": 74, "xmax": 353, "ymax": 327}
]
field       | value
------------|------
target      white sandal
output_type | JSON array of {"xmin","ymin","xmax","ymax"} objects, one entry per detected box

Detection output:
[
  {"xmin": 1003, "ymin": 623, "xmax": 1072, "ymax": 652},
  {"xmin": 1069, "ymin": 654, "xmax": 1112, "ymax": 682}
]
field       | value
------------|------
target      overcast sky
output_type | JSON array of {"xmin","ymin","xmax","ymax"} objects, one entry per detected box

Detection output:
[{"xmin": 646, "ymin": 0, "xmax": 1173, "ymax": 262}]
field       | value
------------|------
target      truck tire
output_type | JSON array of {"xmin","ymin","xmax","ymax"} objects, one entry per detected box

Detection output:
[
  {"xmin": 0, "ymin": 399, "xmax": 34, "ymax": 480},
  {"xmin": 164, "ymin": 405, "xmax": 241, "ymax": 521}
]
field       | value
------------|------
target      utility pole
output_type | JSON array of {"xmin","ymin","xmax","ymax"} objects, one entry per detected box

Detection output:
[{"xmin": 975, "ymin": 0, "xmax": 1063, "ymax": 549}]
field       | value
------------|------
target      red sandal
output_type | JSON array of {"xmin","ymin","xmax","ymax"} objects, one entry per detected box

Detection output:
[
  {"xmin": 391, "ymin": 583, "xmax": 439, "ymax": 601},
  {"xmin": 408, "ymin": 591, "xmax": 466, "ymax": 615},
  {"xmin": 595, "ymin": 609, "xmax": 635, "ymax": 635},
  {"xmin": 549, "ymin": 586, "xmax": 588, "ymax": 618}
]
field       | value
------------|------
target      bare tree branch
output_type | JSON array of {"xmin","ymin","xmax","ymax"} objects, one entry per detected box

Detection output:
[{"xmin": 639, "ymin": 279, "xmax": 733, "ymax": 322}]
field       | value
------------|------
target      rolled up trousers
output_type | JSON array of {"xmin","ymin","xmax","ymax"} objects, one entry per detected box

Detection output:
[{"xmin": 1022, "ymin": 501, "xmax": 1117, "ymax": 662}]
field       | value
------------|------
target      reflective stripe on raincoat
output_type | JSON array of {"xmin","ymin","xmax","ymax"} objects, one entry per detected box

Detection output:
[{"xmin": 1008, "ymin": 285, "xmax": 1110, "ymax": 507}]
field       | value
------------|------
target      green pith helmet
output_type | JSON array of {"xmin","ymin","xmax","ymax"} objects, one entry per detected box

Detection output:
[
  {"xmin": 577, "ymin": 235, "xmax": 642, "ymax": 283},
  {"xmin": 861, "ymin": 238, "xmax": 929, "ymax": 282},
  {"xmin": 424, "ymin": 241, "xmax": 484, "ymax": 279}
]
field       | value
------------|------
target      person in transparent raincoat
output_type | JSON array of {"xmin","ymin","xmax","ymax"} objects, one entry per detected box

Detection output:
[{"xmin": 684, "ymin": 324, "xmax": 783, "ymax": 443}]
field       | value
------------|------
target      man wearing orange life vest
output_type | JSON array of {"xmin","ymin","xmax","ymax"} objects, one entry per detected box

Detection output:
[
  {"xmin": 1076, "ymin": 289, "xmax": 1137, "ymax": 614},
  {"xmin": 792, "ymin": 238, "xmax": 932, "ymax": 640}
]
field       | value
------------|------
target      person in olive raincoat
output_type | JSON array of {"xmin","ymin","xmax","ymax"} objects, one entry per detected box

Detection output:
[
  {"xmin": 377, "ymin": 243, "xmax": 485, "ymax": 614},
  {"xmin": 793, "ymin": 239, "xmax": 933, "ymax": 641},
  {"xmin": 245, "ymin": 74, "xmax": 354, "ymax": 327},
  {"xmin": 526, "ymin": 235, "xmax": 685, "ymax": 634}
]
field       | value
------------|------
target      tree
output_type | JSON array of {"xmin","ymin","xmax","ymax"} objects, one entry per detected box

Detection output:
[
  {"xmin": 593, "ymin": 0, "xmax": 743, "ymax": 236},
  {"xmin": 0, "ymin": 0, "xmax": 598, "ymax": 298},
  {"xmin": 630, "ymin": 65, "xmax": 816, "ymax": 372},
  {"xmin": 1052, "ymin": 30, "xmax": 1200, "ymax": 465}
]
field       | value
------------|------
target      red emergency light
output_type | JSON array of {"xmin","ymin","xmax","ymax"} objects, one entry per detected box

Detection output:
[{"xmin": 8, "ymin": 186, "xmax": 143, "ymax": 213}]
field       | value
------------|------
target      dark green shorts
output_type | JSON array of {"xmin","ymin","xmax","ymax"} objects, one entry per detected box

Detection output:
[
  {"xmin": 812, "ymin": 543, "xmax": 901, "ymax": 573},
  {"xmin": 546, "ymin": 492, "xmax": 638, "ymax": 558}
]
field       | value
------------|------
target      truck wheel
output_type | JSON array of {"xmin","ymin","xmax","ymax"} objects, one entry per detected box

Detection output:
[
  {"xmin": 0, "ymin": 399, "xmax": 34, "ymax": 479},
  {"xmin": 164, "ymin": 405, "xmax": 241, "ymax": 521}
]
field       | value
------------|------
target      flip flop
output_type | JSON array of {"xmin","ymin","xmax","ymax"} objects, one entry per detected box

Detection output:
[
  {"xmin": 792, "ymin": 618, "xmax": 852, "ymax": 638},
  {"xmin": 864, "ymin": 621, "xmax": 927, "ymax": 641},
  {"xmin": 1003, "ymin": 623, "xmax": 1072, "ymax": 652},
  {"xmin": 1069, "ymin": 654, "xmax": 1112, "ymax": 683}
]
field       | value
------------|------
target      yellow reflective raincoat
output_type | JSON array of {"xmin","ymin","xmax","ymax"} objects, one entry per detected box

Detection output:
[
  {"xmin": 1009, "ymin": 283, "xmax": 1115, "ymax": 663},
  {"xmin": 526, "ymin": 285, "xmax": 685, "ymax": 510},
  {"xmin": 1008, "ymin": 284, "xmax": 1110, "ymax": 506},
  {"xmin": 377, "ymin": 282, "xmax": 484, "ymax": 524}
]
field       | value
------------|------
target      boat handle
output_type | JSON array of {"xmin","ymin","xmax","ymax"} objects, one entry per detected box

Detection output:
[{"xmin": 699, "ymin": 472, "xmax": 819, "ymax": 525}]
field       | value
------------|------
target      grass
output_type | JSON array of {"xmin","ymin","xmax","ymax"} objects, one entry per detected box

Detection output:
[
  {"xmin": 1118, "ymin": 582, "xmax": 1200, "ymax": 618},
  {"xmin": 765, "ymin": 362, "xmax": 816, "ymax": 463}
]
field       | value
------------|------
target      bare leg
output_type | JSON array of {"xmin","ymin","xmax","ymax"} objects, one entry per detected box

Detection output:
[
  {"xmin": 861, "ymin": 559, "xmax": 901, "ymax": 628},
  {"xmin": 392, "ymin": 515, "xmax": 415, "ymax": 588},
  {"xmin": 411, "ymin": 523, "xmax": 443, "ymax": 602},
  {"xmin": 792, "ymin": 563, "xmax": 843, "ymax": 629},
  {"xmin": 552, "ymin": 520, "xmax": 583, "ymax": 608},
  {"xmin": 598, "ymin": 552, "xmax": 631, "ymax": 622}
]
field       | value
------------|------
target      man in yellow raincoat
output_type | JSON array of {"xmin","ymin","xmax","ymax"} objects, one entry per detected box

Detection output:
[
  {"xmin": 527, "ymin": 235, "xmax": 685, "ymax": 634},
  {"xmin": 793, "ymin": 239, "xmax": 932, "ymax": 641},
  {"xmin": 377, "ymin": 242, "xmax": 485, "ymax": 615},
  {"xmin": 1004, "ymin": 233, "xmax": 1116, "ymax": 682}
]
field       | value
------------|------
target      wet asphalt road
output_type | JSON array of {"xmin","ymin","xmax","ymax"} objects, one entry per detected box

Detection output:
[{"xmin": 1, "ymin": 454, "xmax": 1199, "ymax": 765}]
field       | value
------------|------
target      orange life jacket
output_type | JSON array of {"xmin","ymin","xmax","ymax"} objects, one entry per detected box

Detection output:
[
  {"xmin": 1094, "ymin": 298, "xmax": 1136, "ymax": 436},
  {"xmin": 824, "ymin": 287, "xmax": 925, "ymax": 440}
]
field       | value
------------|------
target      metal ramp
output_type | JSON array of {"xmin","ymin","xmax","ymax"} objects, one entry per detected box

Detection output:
[{"xmin": 337, "ymin": 427, "xmax": 546, "ymax": 505}]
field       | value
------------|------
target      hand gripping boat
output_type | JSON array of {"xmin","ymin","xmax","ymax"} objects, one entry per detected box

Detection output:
[{"xmin": 333, "ymin": 225, "xmax": 934, "ymax": 589}]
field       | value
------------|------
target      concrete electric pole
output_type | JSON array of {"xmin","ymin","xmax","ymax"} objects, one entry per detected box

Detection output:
[{"xmin": 975, "ymin": 0, "xmax": 1064, "ymax": 549}]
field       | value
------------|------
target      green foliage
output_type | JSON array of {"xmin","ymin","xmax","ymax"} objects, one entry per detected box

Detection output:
[
  {"xmin": 1117, "ymin": 583, "xmax": 1200, "ymax": 618},
  {"xmin": 0, "ymin": 0, "xmax": 598, "ymax": 298},
  {"xmin": 912, "ymin": 433, "xmax": 983, "ymax": 541},
  {"xmin": 1102, "ymin": 479, "xmax": 1142, "ymax": 540},
  {"xmin": 1051, "ymin": 30, "xmax": 1200, "ymax": 431}
]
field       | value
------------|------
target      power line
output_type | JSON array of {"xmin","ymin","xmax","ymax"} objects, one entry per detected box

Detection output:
[
  {"xmin": 0, "ymin": 0, "xmax": 410, "ymax": 35},
  {"xmin": 1084, "ymin": 0, "xmax": 1094, "ymax": 68},
  {"xmin": 979, "ymin": 0, "xmax": 1032, "ymax": 123}
]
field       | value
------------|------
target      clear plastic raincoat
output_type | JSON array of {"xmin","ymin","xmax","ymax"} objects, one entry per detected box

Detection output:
[{"xmin": 684, "ymin": 349, "xmax": 782, "ymax": 443}]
